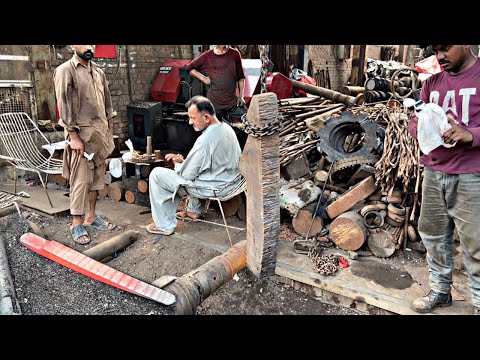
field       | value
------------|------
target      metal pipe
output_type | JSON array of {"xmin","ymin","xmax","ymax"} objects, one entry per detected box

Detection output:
[
  {"xmin": 83, "ymin": 230, "xmax": 138, "ymax": 261},
  {"xmin": 155, "ymin": 240, "xmax": 247, "ymax": 315},
  {"xmin": 125, "ymin": 45, "xmax": 134, "ymax": 103},
  {"xmin": 290, "ymin": 79, "xmax": 358, "ymax": 106},
  {"xmin": 0, "ymin": 234, "xmax": 22, "ymax": 314}
]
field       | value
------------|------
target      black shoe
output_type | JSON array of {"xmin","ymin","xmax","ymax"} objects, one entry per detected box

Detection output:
[{"xmin": 411, "ymin": 290, "xmax": 452, "ymax": 313}]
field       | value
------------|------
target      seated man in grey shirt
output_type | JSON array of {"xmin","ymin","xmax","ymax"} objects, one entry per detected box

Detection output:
[{"xmin": 147, "ymin": 95, "xmax": 242, "ymax": 235}]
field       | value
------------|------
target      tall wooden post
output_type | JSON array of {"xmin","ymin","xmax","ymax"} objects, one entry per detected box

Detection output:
[
  {"xmin": 350, "ymin": 45, "xmax": 367, "ymax": 86},
  {"xmin": 239, "ymin": 93, "xmax": 280, "ymax": 279}
]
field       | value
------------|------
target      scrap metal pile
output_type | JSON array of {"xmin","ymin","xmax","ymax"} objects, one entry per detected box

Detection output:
[{"xmin": 278, "ymin": 87, "xmax": 424, "ymax": 265}]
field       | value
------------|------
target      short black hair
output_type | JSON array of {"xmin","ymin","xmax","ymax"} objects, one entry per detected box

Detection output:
[
  {"xmin": 185, "ymin": 95, "xmax": 216, "ymax": 116},
  {"xmin": 419, "ymin": 44, "xmax": 430, "ymax": 49}
]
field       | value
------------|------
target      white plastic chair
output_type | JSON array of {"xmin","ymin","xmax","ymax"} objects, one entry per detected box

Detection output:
[
  {"xmin": 181, "ymin": 174, "xmax": 247, "ymax": 246},
  {"xmin": 0, "ymin": 112, "xmax": 63, "ymax": 207}
]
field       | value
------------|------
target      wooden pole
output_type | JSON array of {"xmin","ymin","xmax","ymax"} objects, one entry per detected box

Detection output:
[{"xmin": 239, "ymin": 93, "xmax": 280, "ymax": 279}]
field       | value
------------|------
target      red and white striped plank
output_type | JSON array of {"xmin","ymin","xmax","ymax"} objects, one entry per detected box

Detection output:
[{"xmin": 20, "ymin": 232, "xmax": 175, "ymax": 306}]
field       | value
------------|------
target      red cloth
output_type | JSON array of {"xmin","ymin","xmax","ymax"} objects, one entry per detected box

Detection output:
[
  {"xmin": 95, "ymin": 45, "xmax": 117, "ymax": 58},
  {"xmin": 415, "ymin": 55, "xmax": 443, "ymax": 75}
]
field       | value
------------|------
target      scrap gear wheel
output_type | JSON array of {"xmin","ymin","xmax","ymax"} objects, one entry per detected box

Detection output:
[
  {"xmin": 330, "ymin": 155, "xmax": 379, "ymax": 174},
  {"xmin": 316, "ymin": 111, "xmax": 381, "ymax": 164}
]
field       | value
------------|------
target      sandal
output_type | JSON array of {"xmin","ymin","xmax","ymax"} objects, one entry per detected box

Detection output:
[
  {"xmin": 70, "ymin": 224, "xmax": 91, "ymax": 245},
  {"xmin": 146, "ymin": 223, "xmax": 174, "ymax": 236},
  {"xmin": 84, "ymin": 217, "xmax": 116, "ymax": 231}
]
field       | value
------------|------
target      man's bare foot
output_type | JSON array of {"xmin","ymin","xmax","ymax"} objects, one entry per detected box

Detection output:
[{"xmin": 176, "ymin": 210, "xmax": 202, "ymax": 220}]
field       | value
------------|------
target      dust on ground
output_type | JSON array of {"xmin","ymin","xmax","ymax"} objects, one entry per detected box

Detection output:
[{"xmin": 1, "ymin": 210, "xmax": 364, "ymax": 315}]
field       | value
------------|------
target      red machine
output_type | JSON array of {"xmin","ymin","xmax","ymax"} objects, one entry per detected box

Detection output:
[
  {"xmin": 151, "ymin": 58, "xmax": 262, "ymax": 105},
  {"xmin": 266, "ymin": 72, "xmax": 293, "ymax": 100},
  {"xmin": 150, "ymin": 59, "xmax": 192, "ymax": 103}
]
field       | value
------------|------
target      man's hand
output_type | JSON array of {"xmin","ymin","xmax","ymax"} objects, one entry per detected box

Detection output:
[
  {"xmin": 165, "ymin": 153, "xmax": 184, "ymax": 164},
  {"xmin": 443, "ymin": 116, "xmax": 473, "ymax": 145},
  {"xmin": 236, "ymin": 96, "xmax": 246, "ymax": 107},
  {"xmin": 68, "ymin": 132, "xmax": 84, "ymax": 155}
]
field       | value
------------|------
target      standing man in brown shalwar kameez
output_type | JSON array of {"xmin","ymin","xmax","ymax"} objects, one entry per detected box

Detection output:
[{"xmin": 54, "ymin": 45, "xmax": 116, "ymax": 245}]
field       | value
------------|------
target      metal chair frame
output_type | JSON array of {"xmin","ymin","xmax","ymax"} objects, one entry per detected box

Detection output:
[
  {"xmin": 0, "ymin": 112, "xmax": 63, "ymax": 207},
  {"xmin": 181, "ymin": 174, "xmax": 247, "ymax": 246}
]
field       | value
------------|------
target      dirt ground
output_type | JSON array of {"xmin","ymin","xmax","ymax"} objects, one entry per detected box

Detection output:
[{"xmin": 1, "ymin": 209, "xmax": 364, "ymax": 316}]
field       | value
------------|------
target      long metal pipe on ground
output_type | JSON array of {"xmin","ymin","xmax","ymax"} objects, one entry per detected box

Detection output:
[
  {"xmin": 0, "ymin": 234, "xmax": 22, "ymax": 315},
  {"xmin": 83, "ymin": 230, "xmax": 138, "ymax": 261},
  {"xmin": 291, "ymin": 79, "xmax": 358, "ymax": 106},
  {"xmin": 154, "ymin": 240, "xmax": 247, "ymax": 315}
]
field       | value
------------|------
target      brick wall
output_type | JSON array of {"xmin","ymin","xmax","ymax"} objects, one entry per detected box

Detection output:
[
  {"xmin": 307, "ymin": 45, "xmax": 353, "ymax": 92},
  {"xmin": 34, "ymin": 45, "xmax": 193, "ymax": 145},
  {"xmin": 366, "ymin": 45, "xmax": 400, "ymax": 60}
]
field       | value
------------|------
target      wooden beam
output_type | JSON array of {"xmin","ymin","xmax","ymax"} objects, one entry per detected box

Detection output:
[{"xmin": 239, "ymin": 93, "xmax": 280, "ymax": 279}]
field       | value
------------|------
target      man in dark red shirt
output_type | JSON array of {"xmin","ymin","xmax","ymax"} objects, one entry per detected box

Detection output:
[
  {"xmin": 408, "ymin": 45, "xmax": 480, "ymax": 315},
  {"xmin": 185, "ymin": 45, "xmax": 246, "ymax": 122}
]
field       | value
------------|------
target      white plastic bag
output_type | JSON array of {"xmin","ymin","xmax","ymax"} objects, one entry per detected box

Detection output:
[{"xmin": 413, "ymin": 101, "xmax": 456, "ymax": 154}]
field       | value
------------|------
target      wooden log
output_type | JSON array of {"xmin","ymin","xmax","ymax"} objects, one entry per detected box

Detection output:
[
  {"xmin": 137, "ymin": 179, "xmax": 148, "ymax": 193},
  {"xmin": 124, "ymin": 190, "xmax": 150, "ymax": 207},
  {"xmin": 125, "ymin": 190, "xmax": 136, "ymax": 204},
  {"xmin": 83, "ymin": 230, "xmax": 138, "ymax": 262},
  {"xmin": 108, "ymin": 181, "xmax": 124, "ymax": 202},
  {"xmin": 292, "ymin": 204, "xmax": 324, "ymax": 237},
  {"xmin": 329, "ymin": 210, "xmax": 367, "ymax": 251},
  {"xmin": 326, "ymin": 176, "xmax": 377, "ymax": 219},
  {"xmin": 239, "ymin": 93, "xmax": 280, "ymax": 279},
  {"xmin": 97, "ymin": 184, "xmax": 109, "ymax": 198},
  {"xmin": 106, "ymin": 157, "xmax": 123, "ymax": 179}
]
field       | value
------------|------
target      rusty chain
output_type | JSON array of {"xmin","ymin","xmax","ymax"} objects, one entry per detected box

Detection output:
[
  {"xmin": 259, "ymin": 45, "xmax": 268, "ymax": 94},
  {"xmin": 308, "ymin": 250, "xmax": 338, "ymax": 276},
  {"xmin": 241, "ymin": 113, "xmax": 281, "ymax": 138},
  {"xmin": 240, "ymin": 46, "xmax": 279, "ymax": 138}
]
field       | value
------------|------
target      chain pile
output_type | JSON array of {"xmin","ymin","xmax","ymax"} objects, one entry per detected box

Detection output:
[
  {"xmin": 351, "ymin": 101, "xmax": 420, "ymax": 194},
  {"xmin": 374, "ymin": 108, "xmax": 420, "ymax": 194},
  {"xmin": 308, "ymin": 249, "xmax": 338, "ymax": 276}
]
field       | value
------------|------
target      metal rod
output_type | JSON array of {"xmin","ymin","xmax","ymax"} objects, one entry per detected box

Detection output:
[{"xmin": 304, "ymin": 160, "xmax": 335, "ymax": 240}]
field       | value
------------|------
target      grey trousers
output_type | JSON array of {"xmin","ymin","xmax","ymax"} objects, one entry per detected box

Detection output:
[
  {"xmin": 419, "ymin": 167, "xmax": 480, "ymax": 307},
  {"xmin": 148, "ymin": 167, "xmax": 226, "ymax": 234}
]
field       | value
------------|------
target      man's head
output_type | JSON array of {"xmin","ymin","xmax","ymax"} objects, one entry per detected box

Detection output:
[
  {"xmin": 185, "ymin": 95, "xmax": 219, "ymax": 132},
  {"xmin": 71, "ymin": 45, "xmax": 96, "ymax": 62},
  {"xmin": 429, "ymin": 45, "xmax": 474, "ymax": 74}
]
